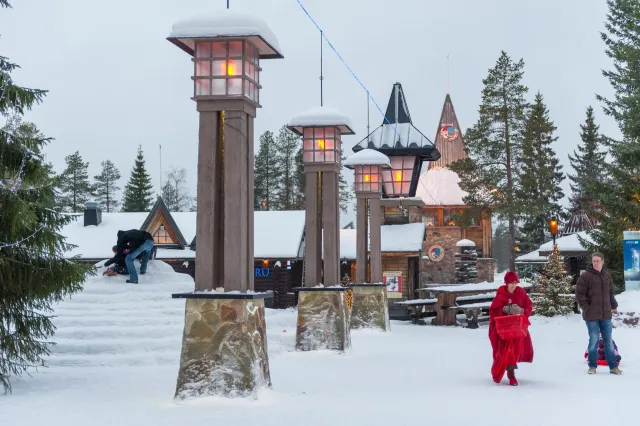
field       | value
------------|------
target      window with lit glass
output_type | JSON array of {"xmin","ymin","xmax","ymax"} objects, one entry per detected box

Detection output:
[
  {"xmin": 423, "ymin": 209, "xmax": 438, "ymax": 227},
  {"xmin": 193, "ymin": 40, "xmax": 260, "ymax": 103},
  {"xmin": 354, "ymin": 165, "xmax": 382, "ymax": 193},
  {"xmin": 302, "ymin": 126, "xmax": 341, "ymax": 164},
  {"xmin": 153, "ymin": 225, "xmax": 173, "ymax": 244},
  {"xmin": 382, "ymin": 156, "xmax": 416, "ymax": 197}
]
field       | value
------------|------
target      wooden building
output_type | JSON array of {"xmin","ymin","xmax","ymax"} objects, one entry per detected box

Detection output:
[{"xmin": 416, "ymin": 94, "xmax": 495, "ymax": 285}]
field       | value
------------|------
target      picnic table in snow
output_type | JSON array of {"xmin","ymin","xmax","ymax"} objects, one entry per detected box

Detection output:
[{"xmin": 415, "ymin": 282, "xmax": 533, "ymax": 326}]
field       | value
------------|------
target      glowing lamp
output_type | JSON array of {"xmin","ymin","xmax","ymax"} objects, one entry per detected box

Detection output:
[
  {"xmin": 167, "ymin": 11, "xmax": 284, "ymax": 105},
  {"xmin": 288, "ymin": 106, "xmax": 355, "ymax": 166},
  {"xmin": 381, "ymin": 156, "xmax": 418, "ymax": 197},
  {"xmin": 548, "ymin": 217, "xmax": 558, "ymax": 236},
  {"xmin": 343, "ymin": 149, "xmax": 392, "ymax": 195}
]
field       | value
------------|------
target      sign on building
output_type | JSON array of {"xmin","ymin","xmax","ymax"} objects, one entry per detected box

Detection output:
[{"xmin": 383, "ymin": 271, "xmax": 403, "ymax": 294}]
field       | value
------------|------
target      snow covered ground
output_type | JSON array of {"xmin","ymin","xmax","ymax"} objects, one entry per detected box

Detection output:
[{"xmin": 2, "ymin": 261, "xmax": 639, "ymax": 426}]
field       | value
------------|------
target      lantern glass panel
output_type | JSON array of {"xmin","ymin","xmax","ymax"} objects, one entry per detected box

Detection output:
[
  {"xmin": 212, "ymin": 42, "xmax": 227, "ymax": 58},
  {"xmin": 228, "ymin": 78, "xmax": 242, "ymax": 95},
  {"xmin": 229, "ymin": 41, "xmax": 243, "ymax": 57},
  {"xmin": 304, "ymin": 128, "xmax": 313, "ymax": 138},
  {"xmin": 304, "ymin": 139, "xmax": 313, "ymax": 150},
  {"xmin": 212, "ymin": 79, "xmax": 225, "ymax": 95},
  {"xmin": 303, "ymin": 152, "xmax": 313, "ymax": 162},
  {"xmin": 196, "ymin": 79, "xmax": 210, "ymax": 96},
  {"xmin": 196, "ymin": 42, "xmax": 210, "ymax": 58},
  {"xmin": 196, "ymin": 61, "xmax": 211, "ymax": 77},
  {"xmin": 212, "ymin": 60, "xmax": 225, "ymax": 76},
  {"xmin": 314, "ymin": 128, "xmax": 324, "ymax": 138}
]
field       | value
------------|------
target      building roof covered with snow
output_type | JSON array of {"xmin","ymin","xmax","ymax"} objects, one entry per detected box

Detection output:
[
  {"xmin": 339, "ymin": 223, "xmax": 425, "ymax": 259},
  {"xmin": 515, "ymin": 231, "xmax": 594, "ymax": 263}
]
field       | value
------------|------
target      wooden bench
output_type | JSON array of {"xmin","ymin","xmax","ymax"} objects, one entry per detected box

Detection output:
[
  {"xmin": 444, "ymin": 301, "xmax": 493, "ymax": 329},
  {"xmin": 395, "ymin": 298, "xmax": 437, "ymax": 324}
]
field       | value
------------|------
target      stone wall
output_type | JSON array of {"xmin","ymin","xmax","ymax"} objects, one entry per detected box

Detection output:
[
  {"xmin": 477, "ymin": 258, "xmax": 496, "ymax": 283},
  {"xmin": 420, "ymin": 228, "xmax": 462, "ymax": 285}
]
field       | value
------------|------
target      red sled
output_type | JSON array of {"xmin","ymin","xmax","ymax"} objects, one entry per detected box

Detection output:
[{"xmin": 583, "ymin": 353, "xmax": 621, "ymax": 366}]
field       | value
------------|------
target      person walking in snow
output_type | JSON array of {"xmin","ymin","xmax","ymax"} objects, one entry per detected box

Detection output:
[
  {"xmin": 575, "ymin": 252, "xmax": 622, "ymax": 375},
  {"xmin": 116, "ymin": 229, "xmax": 155, "ymax": 284},
  {"xmin": 489, "ymin": 271, "xmax": 534, "ymax": 386}
]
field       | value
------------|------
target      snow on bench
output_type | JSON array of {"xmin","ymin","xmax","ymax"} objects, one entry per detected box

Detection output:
[{"xmin": 396, "ymin": 298, "xmax": 437, "ymax": 306}]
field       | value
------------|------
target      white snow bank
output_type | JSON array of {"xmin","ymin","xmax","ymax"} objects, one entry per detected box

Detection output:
[
  {"xmin": 169, "ymin": 10, "xmax": 283, "ymax": 58},
  {"xmin": 343, "ymin": 149, "xmax": 391, "ymax": 168},
  {"xmin": 615, "ymin": 290, "xmax": 640, "ymax": 312},
  {"xmin": 416, "ymin": 166, "xmax": 467, "ymax": 206},
  {"xmin": 288, "ymin": 106, "xmax": 355, "ymax": 135}
]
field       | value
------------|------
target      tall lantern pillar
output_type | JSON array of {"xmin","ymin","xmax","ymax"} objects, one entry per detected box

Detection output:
[
  {"xmin": 167, "ymin": 10, "xmax": 283, "ymax": 399},
  {"xmin": 344, "ymin": 149, "xmax": 391, "ymax": 331},
  {"xmin": 288, "ymin": 106, "xmax": 355, "ymax": 351}
]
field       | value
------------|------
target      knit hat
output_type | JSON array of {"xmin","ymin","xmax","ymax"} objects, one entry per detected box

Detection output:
[{"xmin": 504, "ymin": 271, "xmax": 520, "ymax": 285}]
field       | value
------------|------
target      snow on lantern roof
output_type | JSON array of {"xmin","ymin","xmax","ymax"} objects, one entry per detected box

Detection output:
[
  {"xmin": 287, "ymin": 106, "xmax": 355, "ymax": 135},
  {"xmin": 167, "ymin": 10, "xmax": 283, "ymax": 59},
  {"xmin": 456, "ymin": 239, "xmax": 476, "ymax": 247},
  {"xmin": 352, "ymin": 83, "xmax": 439, "ymax": 159},
  {"xmin": 343, "ymin": 149, "xmax": 391, "ymax": 169},
  {"xmin": 416, "ymin": 166, "xmax": 468, "ymax": 206}
]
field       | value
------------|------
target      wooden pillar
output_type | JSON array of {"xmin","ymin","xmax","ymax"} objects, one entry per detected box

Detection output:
[
  {"xmin": 322, "ymin": 170, "xmax": 340, "ymax": 285},
  {"xmin": 194, "ymin": 101, "xmax": 256, "ymax": 292},
  {"xmin": 370, "ymin": 197, "xmax": 382, "ymax": 283},
  {"xmin": 356, "ymin": 197, "xmax": 368, "ymax": 283},
  {"xmin": 304, "ymin": 171, "xmax": 322, "ymax": 286}
]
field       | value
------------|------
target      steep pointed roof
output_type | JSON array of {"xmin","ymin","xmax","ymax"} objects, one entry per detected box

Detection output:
[
  {"xmin": 140, "ymin": 197, "xmax": 189, "ymax": 248},
  {"xmin": 428, "ymin": 94, "xmax": 468, "ymax": 169},
  {"xmin": 352, "ymin": 83, "xmax": 440, "ymax": 160}
]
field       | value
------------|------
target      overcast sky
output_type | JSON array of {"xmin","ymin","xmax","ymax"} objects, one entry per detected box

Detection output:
[{"xmin": 1, "ymin": 0, "xmax": 619, "ymax": 225}]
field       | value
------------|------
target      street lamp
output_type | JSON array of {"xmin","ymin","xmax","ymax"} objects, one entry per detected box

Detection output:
[
  {"xmin": 549, "ymin": 216, "xmax": 559, "ymax": 246},
  {"xmin": 343, "ymin": 149, "xmax": 391, "ymax": 284}
]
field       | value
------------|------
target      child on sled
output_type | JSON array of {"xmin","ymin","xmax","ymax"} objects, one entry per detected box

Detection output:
[{"xmin": 584, "ymin": 334, "xmax": 622, "ymax": 366}]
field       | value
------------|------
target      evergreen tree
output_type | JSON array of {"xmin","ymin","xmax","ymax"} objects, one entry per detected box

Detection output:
[
  {"xmin": 582, "ymin": 0, "xmax": 640, "ymax": 291},
  {"xmin": 449, "ymin": 51, "xmax": 529, "ymax": 271},
  {"xmin": 93, "ymin": 160, "xmax": 121, "ymax": 212},
  {"xmin": 517, "ymin": 93, "xmax": 566, "ymax": 253},
  {"xmin": 254, "ymin": 131, "xmax": 281, "ymax": 210},
  {"xmin": 0, "ymin": 0, "xmax": 92, "ymax": 393},
  {"xmin": 493, "ymin": 222, "xmax": 511, "ymax": 272},
  {"xmin": 567, "ymin": 107, "xmax": 607, "ymax": 213},
  {"xmin": 161, "ymin": 168, "xmax": 190, "ymax": 212},
  {"xmin": 122, "ymin": 145, "xmax": 154, "ymax": 212},
  {"xmin": 533, "ymin": 245, "xmax": 575, "ymax": 316},
  {"xmin": 59, "ymin": 151, "xmax": 93, "ymax": 213},
  {"xmin": 339, "ymin": 152, "xmax": 353, "ymax": 214},
  {"xmin": 292, "ymin": 145, "xmax": 305, "ymax": 210},
  {"xmin": 273, "ymin": 125, "xmax": 300, "ymax": 210}
]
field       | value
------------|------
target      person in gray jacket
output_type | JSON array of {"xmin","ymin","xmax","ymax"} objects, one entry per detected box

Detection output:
[{"xmin": 575, "ymin": 252, "xmax": 622, "ymax": 375}]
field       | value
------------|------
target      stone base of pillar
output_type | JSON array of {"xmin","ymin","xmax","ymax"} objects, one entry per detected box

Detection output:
[
  {"xmin": 348, "ymin": 284, "xmax": 390, "ymax": 331},
  {"xmin": 171, "ymin": 292, "xmax": 272, "ymax": 399},
  {"xmin": 294, "ymin": 288, "xmax": 351, "ymax": 351}
]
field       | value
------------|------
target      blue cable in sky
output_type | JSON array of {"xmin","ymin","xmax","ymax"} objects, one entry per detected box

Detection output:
[{"xmin": 295, "ymin": 0, "xmax": 399, "ymax": 137}]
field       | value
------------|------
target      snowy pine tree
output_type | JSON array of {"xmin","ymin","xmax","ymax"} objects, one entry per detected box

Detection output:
[
  {"xmin": 533, "ymin": 245, "xmax": 574, "ymax": 317},
  {"xmin": 59, "ymin": 151, "xmax": 94, "ymax": 213},
  {"xmin": 122, "ymin": 145, "xmax": 154, "ymax": 212},
  {"xmin": 339, "ymin": 152, "xmax": 353, "ymax": 215},
  {"xmin": 449, "ymin": 51, "xmax": 529, "ymax": 271},
  {"xmin": 517, "ymin": 93, "xmax": 566, "ymax": 253},
  {"xmin": 93, "ymin": 160, "xmax": 121, "ymax": 212},
  {"xmin": 273, "ymin": 125, "xmax": 300, "ymax": 210},
  {"xmin": 254, "ymin": 130, "xmax": 281, "ymax": 210},
  {"xmin": 0, "ymin": 0, "xmax": 92, "ymax": 393},
  {"xmin": 292, "ymin": 144, "xmax": 305, "ymax": 210},
  {"xmin": 582, "ymin": 0, "xmax": 640, "ymax": 291}
]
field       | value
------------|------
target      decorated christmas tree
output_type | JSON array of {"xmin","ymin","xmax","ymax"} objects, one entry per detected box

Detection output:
[{"xmin": 533, "ymin": 245, "xmax": 574, "ymax": 316}]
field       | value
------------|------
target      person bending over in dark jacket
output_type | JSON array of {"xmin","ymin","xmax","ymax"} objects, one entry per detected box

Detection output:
[
  {"xmin": 575, "ymin": 251, "xmax": 621, "ymax": 375},
  {"xmin": 116, "ymin": 229, "xmax": 155, "ymax": 284}
]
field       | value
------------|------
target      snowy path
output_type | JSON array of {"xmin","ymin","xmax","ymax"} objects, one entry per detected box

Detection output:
[{"xmin": 2, "ymin": 262, "xmax": 639, "ymax": 426}]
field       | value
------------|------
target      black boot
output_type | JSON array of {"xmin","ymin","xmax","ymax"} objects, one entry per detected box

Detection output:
[{"xmin": 126, "ymin": 279, "xmax": 138, "ymax": 284}]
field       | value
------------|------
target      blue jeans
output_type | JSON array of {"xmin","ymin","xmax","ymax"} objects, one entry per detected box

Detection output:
[
  {"xmin": 585, "ymin": 319, "xmax": 617, "ymax": 370},
  {"xmin": 125, "ymin": 239, "xmax": 154, "ymax": 281}
]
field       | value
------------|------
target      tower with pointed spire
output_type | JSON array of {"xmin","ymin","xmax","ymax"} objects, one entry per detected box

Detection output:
[{"xmin": 416, "ymin": 94, "xmax": 495, "ymax": 285}]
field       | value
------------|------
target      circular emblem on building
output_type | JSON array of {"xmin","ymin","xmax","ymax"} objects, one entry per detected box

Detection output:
[
  {"xmin": 440, "ymin": 125, "xmax": 458, "ymax": 140},
  {"xmin": 427, "ymin": 245, "xmax": 445, "ymax": 262}
]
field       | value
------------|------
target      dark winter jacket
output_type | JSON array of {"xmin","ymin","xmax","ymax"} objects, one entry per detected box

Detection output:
[
  {"xmin": 104, "ymin": 245, "xmax": 128, "ymax": 268},
  {"xmin": 575, "ymin": 265, "xmax": 618, "ymax": 321},
  {"xmin": 116, "ymin": 229, "xmax": 153, "ymax": 252}
]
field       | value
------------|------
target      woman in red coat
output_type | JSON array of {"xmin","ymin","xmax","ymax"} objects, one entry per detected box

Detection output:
[{"xmin": 489, "ymin": 271, "xmax": 534, "ymax": 386}]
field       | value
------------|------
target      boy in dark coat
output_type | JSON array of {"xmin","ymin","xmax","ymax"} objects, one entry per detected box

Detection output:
[{"xmin": 116, "ymin": 229, "xmax": 155, "ymax": 284}]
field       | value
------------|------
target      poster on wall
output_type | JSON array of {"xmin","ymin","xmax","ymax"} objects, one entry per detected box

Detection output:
[
  {"xmin": 623, "ymin": 231, "xmax": 640, "ymax": 291},
  {"xmin": 383, "ymin": 271, "xmax": 403, "ymax": 294}
]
